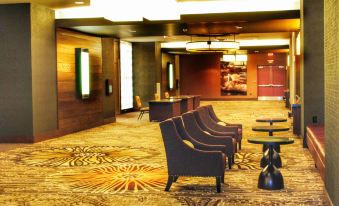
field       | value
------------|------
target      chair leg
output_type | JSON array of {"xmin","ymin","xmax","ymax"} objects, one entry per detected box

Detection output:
[
  {"xmin": 232, "ymin": 154, "xmax": 235, "ymax": 164},
  {"xmin": 228, "ymin": 156, "xmax": 232, "ymax": 169},
  {"xmin": 140, "ymin": 111, "xmax": 144, "ymax": 120},
  {"xmin": 173, "ymin": 176, "xmax": 179, "ymax": 182},
  {"xmin": 165, "ymin": 176, "xmax": 174, "ymax": 192},
  {"xmin": 216, "ymin": 176, "xmax": 221, "ymax": 193},
  {"xmin": 137, "ymin": 112, "xmax": 142, "ymax": 120}
]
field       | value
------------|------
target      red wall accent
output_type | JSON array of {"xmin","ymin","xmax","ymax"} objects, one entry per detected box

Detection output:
[
  {"xmin": 180, "ymin": 53, "xmax": 287, "ymax": 100},
  {"xmin": 180, "ymin": 54, "xmax": 222, "ymax": 99}
]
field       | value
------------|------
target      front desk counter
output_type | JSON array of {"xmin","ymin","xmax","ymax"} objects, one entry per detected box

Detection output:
[
  {"xmin": 149, "ymin": 99, "xmax": 181, "ymax": 122},
  {"xmin": 167, "ymin": 96, "xmax": 194, "ymax": 114}
]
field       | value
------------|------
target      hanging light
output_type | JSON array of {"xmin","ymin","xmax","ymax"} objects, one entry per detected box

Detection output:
[
  {"xmin": 222, "ymin": 54, "xmax": 248, "ymax": 62},
  {"xmin": 186, "ymin": 34, "xmax": 240, "ymax": 52},
  {"xmin": 186, "ymin": 40, "xmax": 240, "ymax": 52}
]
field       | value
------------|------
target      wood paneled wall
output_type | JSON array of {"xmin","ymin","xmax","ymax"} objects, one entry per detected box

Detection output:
[{"xmin": 57, "ymin": 28, "xmax": 103, "ymax": 134}]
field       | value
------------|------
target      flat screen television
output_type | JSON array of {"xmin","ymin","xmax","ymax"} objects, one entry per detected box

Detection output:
[{"xmin": 75, "ymin": 48, "xmax": 90, "ymax": 99}]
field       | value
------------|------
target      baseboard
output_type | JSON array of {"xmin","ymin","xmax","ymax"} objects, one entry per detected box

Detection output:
[
  {"xmin": 34, "ymin": 130, "xmax": 63, "ymax": 143},
  {"xmin": 104, "ymin": 117, "xmax": 116, "ymax": 124},
  {"xmin": 0, "ymin": 135, "xmax": 34, "ymax": 143},
  {"xmin": 0, "ymin": 117, "xmax": 117, "ymax": 143},
  {"xmin": 324, "ymin": 188, "xmax": 334, "ymax": 206}
]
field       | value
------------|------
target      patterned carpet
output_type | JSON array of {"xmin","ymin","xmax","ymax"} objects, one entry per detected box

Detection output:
[{"xmin": 0, "ymin": 101, "xmax": 328, "ymax": 205}]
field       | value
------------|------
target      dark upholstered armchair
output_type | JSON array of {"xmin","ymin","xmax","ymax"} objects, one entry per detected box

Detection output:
[
  {"xmin": 172, "ymin": 116, "xmax": 234, "ymax": 169},
  {"xmin": 179, "ymin": 114, "xmax": 236, "ymax": 169},
  {"xmin": 193, "ymin": 108, "xmax": 242, "ymax": 150},
  {"xmin": 159, "ymin": 119, "xmax": 226, "ymax": 193},
  {"xmin": 205, "ymin": 104, "xmax": 243, "ymax": 140}
]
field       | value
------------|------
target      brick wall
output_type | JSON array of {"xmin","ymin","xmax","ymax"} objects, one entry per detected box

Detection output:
[{"xmin": 324, "ymin": 0, "xmax": 339, "ymax": 204}]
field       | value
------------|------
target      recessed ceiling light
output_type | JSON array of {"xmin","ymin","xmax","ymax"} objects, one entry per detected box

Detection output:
[
  {"xmin": 74, "ymin": 1, "xmax": 84, "ymax": 5},
  {"xmin": 128, "ymin": 30, "xmax": 137, "ymax": 33}
]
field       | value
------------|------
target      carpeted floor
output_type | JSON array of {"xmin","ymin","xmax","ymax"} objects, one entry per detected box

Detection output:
[{"xmin": 0, "ymin": 101, "xmax": 328, "ymax": 205}]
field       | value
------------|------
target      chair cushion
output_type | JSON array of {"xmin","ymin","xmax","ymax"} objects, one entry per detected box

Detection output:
[
  {"xmin": 182, "ymin": 140, "xmax": 195, "ymax": 148},
  {"xmin": 217, "ymin": 121, "xmax": 227, "ymax": 126},
  {"xmin": 140, "ymin": 107, "xmax": 149, "ymax": 111}
]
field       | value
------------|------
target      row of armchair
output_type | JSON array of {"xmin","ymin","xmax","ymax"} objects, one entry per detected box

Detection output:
[{"xmin": 159, "ymin": 105, "xmax": 243, "ymax": 193}]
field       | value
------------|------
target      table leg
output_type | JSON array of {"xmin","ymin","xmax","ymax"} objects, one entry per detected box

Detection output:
[
  {"xmin": 260, "ymin": 148, "xmax": 282, "ymax": 168},
  {"xmin": 258, "ymin": 145, "xmax": 284, "ymax": 190},
  {"xmin": 263, "ymin": 131, "xmax": 280, "ymax": 152}
]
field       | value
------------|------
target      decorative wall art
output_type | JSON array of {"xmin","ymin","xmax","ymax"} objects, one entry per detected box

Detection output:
[{"xmin": 220, "ymin": 61, "xmax": 247, "ymax": 96}]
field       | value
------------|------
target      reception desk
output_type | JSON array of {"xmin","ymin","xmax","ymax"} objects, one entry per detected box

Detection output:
[
  {"xmin": 190, "ymin": 95, "xmax": 201, "ymax": 109},
  {"xmin": 168, "ymin": 96, "xmax": 194, "ymax": 114},
  {"xmin": 149, "ymin": 99, "xmax": 181, "ymax": 122}
]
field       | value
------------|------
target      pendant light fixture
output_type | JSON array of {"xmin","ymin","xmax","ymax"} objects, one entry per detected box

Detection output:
[{"xmin": 186, "ymin": 34, "xmax": 240, "ymax": 52}]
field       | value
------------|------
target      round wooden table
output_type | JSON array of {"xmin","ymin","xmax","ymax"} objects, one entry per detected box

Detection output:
[
  {"xmin": 252, "ymin": 125, "xmax": 290, "ymax": 153},
  {"xmin": 256, "ymin": 117, "xmax": 287, "ymax": 125},
  {"xmin": 252, "ymin": 125, "xmax": 290, "ymax": 136},
  {"xmin": 248, "ymin": 136, "xmax": 294, "ymax": 190}
]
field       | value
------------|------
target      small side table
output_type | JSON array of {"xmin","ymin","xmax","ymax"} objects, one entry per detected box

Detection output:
[
  {"xmin": 252, "ymin": 125, "xmax": 290, "ymax": 152},
  {"xmin": 248, "ymin": 137, "xmax": 294, "ymax": 190},
  {"xmin": 256, "ymin": 117, "xmax": 287, "ymax": 126}
]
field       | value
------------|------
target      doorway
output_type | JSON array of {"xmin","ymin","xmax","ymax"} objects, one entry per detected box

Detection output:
[{"xmin": 257, "ymin": 65, "xmax": 286, "ymax": 100}]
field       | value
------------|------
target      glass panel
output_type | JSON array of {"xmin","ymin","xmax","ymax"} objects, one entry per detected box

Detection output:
[{"xmin": 120, "ymin": 41, "xmax": 134, "ymax": 110}]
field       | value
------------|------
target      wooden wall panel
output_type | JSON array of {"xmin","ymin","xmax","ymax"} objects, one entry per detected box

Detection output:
[{"xmin": 57, "ymin": 28, "xmax": 103, "ymax": 133}]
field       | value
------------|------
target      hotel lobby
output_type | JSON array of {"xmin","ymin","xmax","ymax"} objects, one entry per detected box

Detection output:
[{"xmin": 0, "ymin": 0, "xmax": 338, "ymax": 205}]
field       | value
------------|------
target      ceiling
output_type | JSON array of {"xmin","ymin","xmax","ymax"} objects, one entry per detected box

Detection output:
[
  {"xmin": 0, "ymin": 0, "xmax": 89, "ymax": 9},
  {"xmin": 1, "ymin": 0, "xmax": 300, "ymax": 52},
  {"xmin": 55, "ymin": 10, "xmax": 299, "ymax": 52}
]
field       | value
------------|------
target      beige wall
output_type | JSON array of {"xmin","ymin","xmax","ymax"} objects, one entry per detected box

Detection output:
[
  {"xmin": 31, "ymin": 3, "xmax": 58, "ymax": 137},
  {"xmin": 324, "ymin": 0, "xmax": 339, "ymax": 204},
  {"xmin": 0, "ymin": 4, "xmax": 57, "ymax": 142},
  {"xmin": 300, "ymin": 0, "xmax": 325, "ymax": 140}
]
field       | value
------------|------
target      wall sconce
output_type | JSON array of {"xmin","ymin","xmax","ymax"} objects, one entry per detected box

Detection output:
[
  {"xmin": 167, "ymin": 62, "xmax": 174, "ymax": 90},
  {"xmin": 75, "ymin": 48, "xmax": 90, "ymax": 99}
]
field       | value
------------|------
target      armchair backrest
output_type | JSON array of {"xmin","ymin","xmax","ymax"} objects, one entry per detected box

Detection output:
[
  {"xmin": 181, "ymin": 112, "xmax": 215, "ymax": 144},
  {"xmin": 192, "ymin": 109, "xmax": 212, "ymax": 132},
  {"xmin": 205, "ymin": 105, "xmax": 220, "ymax": 122},
  {"xmin": 172, "ymin": 116, "xmax": 191, "ymax": 141},
  {"xmin": 135, "ymin": 96, "xmax": 142, "ymax": 109},
  {"xmin": 172, "ymin": 116, "xmax": 203, "ymax": 146}
]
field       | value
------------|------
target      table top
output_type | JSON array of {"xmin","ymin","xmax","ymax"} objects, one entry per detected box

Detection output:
[
  {"xmin": 256, "ymin": 117, "xmax": 287, "ymax": 123},
  {"xmin": 167, "ymin": 96, "xmax": 194, "ymax": 99},
  {"xmin": 149, "ymin": 99, "xmax": 181, "ymax": 103},
  {"xmin": 252, "ymin": 125, "xmax": 290, "ymax": 132},
  {"xmin": 248, "ymin": 136, "xmax": 294, "ymax": 145}
]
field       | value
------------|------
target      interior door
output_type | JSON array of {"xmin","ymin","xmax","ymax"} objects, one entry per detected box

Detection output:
[
  {"xmin": 257, "ymin": 66, "xmax": 273, "ymax": 97},
  {"xmin": 258, "ymin": 65, "xmax": 286, "ymax": 100},
  {"xmin": 271, "ymin": 66, "xmax": 286, "ymax": 97}
]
